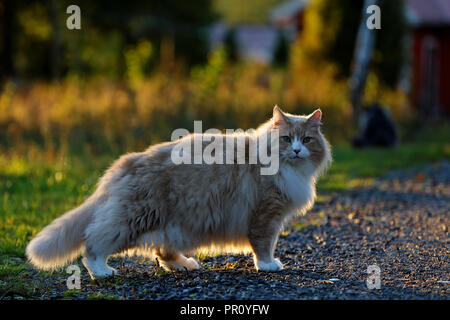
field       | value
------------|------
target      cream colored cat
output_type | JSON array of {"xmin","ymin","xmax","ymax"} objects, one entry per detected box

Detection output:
[{"xmin": 26, "ymin": 106, "xmax": 331, "ymax": 279}]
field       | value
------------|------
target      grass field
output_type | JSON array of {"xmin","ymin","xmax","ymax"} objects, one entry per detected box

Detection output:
[{"xmin": 0, "ymin": 124, "xmax": 449, "ymax": 298}]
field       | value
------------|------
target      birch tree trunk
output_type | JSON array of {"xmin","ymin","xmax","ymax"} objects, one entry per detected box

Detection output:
[{"xmin": 349, "ymin": 0, "xmax": 378, "ymax": 123}]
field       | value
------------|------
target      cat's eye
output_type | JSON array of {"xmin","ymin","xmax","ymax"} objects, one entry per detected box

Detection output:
[
  {"xmin": 281, "ymin": 136, "xmax": 291, "ymax": 143},
  {"xmin": 302, "ymin": 137, "xmax": 312, "ymax": 143}
]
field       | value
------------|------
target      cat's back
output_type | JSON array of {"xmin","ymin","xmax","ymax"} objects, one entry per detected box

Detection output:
[{"xmin": 99, "ymin": 135, "xmax": 276, "ymax": 222}]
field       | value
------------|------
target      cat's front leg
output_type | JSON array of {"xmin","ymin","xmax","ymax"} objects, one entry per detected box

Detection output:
[
  {"xmin": 255, "ymin": 258, "xmax": 283, "ymax": 272},
  {"xmin": 248, "ymin": 210, "xmax": 284, "ymax": 272},
  {"xmin": 250, "ymin": 238, "xmax": 284, "ymax": 272}
]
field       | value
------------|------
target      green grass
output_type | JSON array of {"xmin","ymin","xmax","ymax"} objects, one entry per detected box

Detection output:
[
  {"xmin": 0, "ymin": 255, "xmax": 53, "ymax": 298},
  {"xmin": 319, "ymin": 141, "xmax": 450, "ymax": 191},
  {"xmin": 0, "ymin": 126, "xmax": 448, "ymax": 298},
  {"xmin": 86, "ymin": 292, "xmax": 120, "ymax": 300}
]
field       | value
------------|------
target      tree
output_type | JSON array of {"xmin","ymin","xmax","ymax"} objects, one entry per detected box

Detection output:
[
  {"xmin": 73, "ymin": 0, "xmax": 219, "ymax": 68},
  {"xmin": 299, "ymin": 0, "xmax": 363, "ymax": 77},
  {"xmin": 48, "ymin": 0, "xmax": 62, "ymax": 81},
  {"xmin": 272, "ymin": 30, "xmax": 289, "ymax": 68},
  {"xmin": 0, "ymin": 0, "xmax": 15, "ymax": 80},
  {"xmin": 214, "ymin": 0, "xmax": 284, "ymax": 24},
  {"xmin": 371, "ymin": 0, "xmax": 406, "ymax": 88},
  {"xmin": 1, "ymin": 0, "xmax": 219, "ymax": 80},
  {"xmin": 350, "ymin": 0, "xmax": 378, "ymax": 123},
  {"xmin": 298, "ymin": 0, "xmax": 406, "ymax": 88},
  {"xmin": 224, "ymin": 28, "xmax": 239, "ymax": 62}
]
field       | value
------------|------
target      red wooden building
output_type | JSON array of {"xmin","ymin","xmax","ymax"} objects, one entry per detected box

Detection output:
[
  {"xmin": 407, "ymin": 0, "xmax": 450, "ymax": 117},
  {"xmin": 270, "ymin": 0, "xmax": 308, "ymax": 34}
]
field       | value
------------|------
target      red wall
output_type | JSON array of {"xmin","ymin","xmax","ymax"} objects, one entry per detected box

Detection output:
[{"xmin": 411, "ymin": 27, "xmax": 450, "ymax": 114}]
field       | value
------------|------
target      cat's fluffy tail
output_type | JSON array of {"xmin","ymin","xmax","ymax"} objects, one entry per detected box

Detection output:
[{"xmin": 26, "ymin": 198, "xmax": 96, "ymax": 270}]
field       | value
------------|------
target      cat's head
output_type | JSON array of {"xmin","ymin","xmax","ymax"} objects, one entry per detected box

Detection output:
[{"xmin": 270, "ymin": 106, "xmax": 331, "ymax": 175}]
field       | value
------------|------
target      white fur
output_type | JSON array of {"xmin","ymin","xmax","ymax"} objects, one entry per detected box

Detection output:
[
  {"xmin": 25, "ymin": 197, "xmax": 97, "ymax": 270},
  {"xmin": 82, "ymin": 257, "xmax": 118, "ymax": 279},
  {"xmin": 291, "ymin": 137, "xmax": 311, "ymax": 159},
  {"xmin": 275, "ymin": 163, "xmax": 316, "ymax": 214},
  {"xmin": 256, "ymin": 258, "xmax": 283, "ymax": 272}
]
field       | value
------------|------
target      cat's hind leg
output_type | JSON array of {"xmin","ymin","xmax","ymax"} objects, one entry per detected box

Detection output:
[
  {"xmin": 155, "ymin": 248, "xmax": 200, "ymax": 271},
  {"xmin": 82, "ymin": 255, "xmax": 118, "ymax": 279},
  {"xmin": 82, "ymin": 213, "xmax": 127, "ymax": 279},
  {"xmin": 82, "ymin": 237, "xmax": 121, "ymax": 279}
]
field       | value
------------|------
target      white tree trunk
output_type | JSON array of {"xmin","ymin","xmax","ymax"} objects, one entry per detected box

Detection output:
[{"xmin": 350, "ymin": 0, "xmax": 378, "ymax": 122}]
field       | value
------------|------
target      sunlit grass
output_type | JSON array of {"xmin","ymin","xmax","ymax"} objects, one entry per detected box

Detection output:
[{"xmin": 0, "ymin": 154, "xmax": 109, "ymax": 257}]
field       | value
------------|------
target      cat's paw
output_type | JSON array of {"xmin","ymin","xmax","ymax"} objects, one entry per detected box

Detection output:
[
  {"xmin": 185, "ymin": 257, "xmax": 200, "ymax": 270},
  {"xmin": 159, "ymin": 256, "xmax": 200, "ymax": 271},
  {"xmin": 82, "ymin": 257, "xmax": 119, "ymax": 280},
  {"xmin": 256, "ymin": 258, "xmax": 283, "ymax": 272}
]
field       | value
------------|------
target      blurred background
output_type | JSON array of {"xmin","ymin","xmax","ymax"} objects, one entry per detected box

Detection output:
[
  {"xmin": 1, "ymin": 1, "xmax": 449, "ymax": 299},
  {"xmin": 0, "ymin": 0, "xmax": 448, "ymax": 157}
]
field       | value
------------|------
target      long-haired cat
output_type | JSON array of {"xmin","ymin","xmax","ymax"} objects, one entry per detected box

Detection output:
[{"xmin": 26, "ymin": 107, "xmax": 331, "ymax": 279}]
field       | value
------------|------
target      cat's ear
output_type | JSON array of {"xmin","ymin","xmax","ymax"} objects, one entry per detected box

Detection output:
[
  {"xmin": 273, "ymin": 106, "xmax": 288, "ymax": 127},
  {"xmin": 307, "ymin": 109, "xmax": 322, "ymax": 128}
]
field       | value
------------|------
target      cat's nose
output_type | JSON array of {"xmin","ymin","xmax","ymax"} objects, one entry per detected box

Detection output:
[{"xmin": 293, "ymin": 149, "xmax": 301, "ymax": 154}]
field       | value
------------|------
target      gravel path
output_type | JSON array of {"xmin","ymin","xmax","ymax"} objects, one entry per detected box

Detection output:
[{"xmin": 22, "ymin": 161, "xmax": 450, "ymax": 300}]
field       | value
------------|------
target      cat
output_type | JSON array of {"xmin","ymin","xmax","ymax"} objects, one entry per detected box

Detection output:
[
  {"xmin": 26, "ymin": 106, "xmax": 331, "ymax": 279},
  {"xmin": 352, "ymin": 103, "xmax": 398, "ymax": 148}
]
